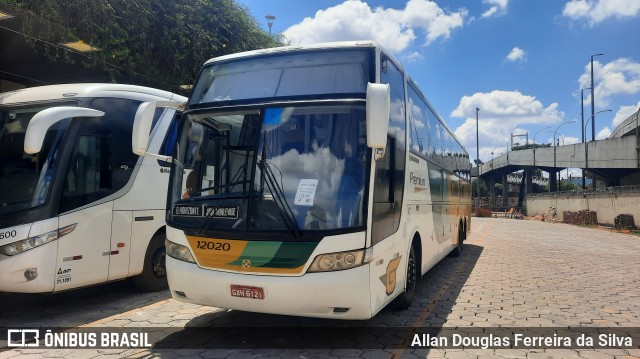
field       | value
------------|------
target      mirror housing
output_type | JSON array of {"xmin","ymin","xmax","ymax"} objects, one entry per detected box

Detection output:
[
  {"xmin": 366, "ymin": 83, "xmax": 390, "ymax": 159},
  {"xmin": 24, "ymin": 107, "xmax": 105, "ymax": 154},
  {"xmin": 132, "ymin": 100, "xmax": 184, "ymax": 161}
]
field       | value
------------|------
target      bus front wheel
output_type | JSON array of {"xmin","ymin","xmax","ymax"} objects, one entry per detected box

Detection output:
[
  {"xmin": 132, "ymin": 233, "xmax": 168, "ymax": 292},
  {"xmin": 392, "ymin": 245, "xmax": 417, "ymax": 310}
]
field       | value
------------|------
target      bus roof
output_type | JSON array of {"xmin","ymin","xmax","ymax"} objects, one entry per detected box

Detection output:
[
  {"xmin": 203, "ymin": 40, "xmax": 402, "ymax": 69},
  {"xmin": 0, "ymin": 83, "xmax": 186, "ymax": 106}
]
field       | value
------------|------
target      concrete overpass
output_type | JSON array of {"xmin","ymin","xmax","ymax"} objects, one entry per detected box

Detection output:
[{"xmin": 476, "ymin": 116, "xmax": 640, "ymax": 207}]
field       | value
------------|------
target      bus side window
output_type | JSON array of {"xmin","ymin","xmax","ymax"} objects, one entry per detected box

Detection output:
[
  {"xmin": 60, "ymin": 134, "xmax": 113, "ymax": 213},
  {"xmin": 371, "ymin": 136, "xmax": 396, "ymax": 245}
]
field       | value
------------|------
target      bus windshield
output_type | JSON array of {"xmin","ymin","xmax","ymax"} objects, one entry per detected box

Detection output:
[
  {"xmin": 0, "ymin": 106, "xmax": 70, "ymax": 216},
  {"xmin": 170, "ymin": 104, "xmax": 367, "ymax": 236},
  {"xmin": 189, "ymin": 50, "xmax": 370, "ymax": 105}
]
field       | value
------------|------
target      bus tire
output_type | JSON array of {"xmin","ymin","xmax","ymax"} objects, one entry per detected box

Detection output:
[
  {"xmin": 392, "ymin": 245, "xmax": 417, "ymax": 310},
  {"xmin": 449, "ymin": 224, "xmax": 463, "ymax": 257},
  {"xmin": 132, "ymin": 233, "xmax": 168, "ymax": 292}
]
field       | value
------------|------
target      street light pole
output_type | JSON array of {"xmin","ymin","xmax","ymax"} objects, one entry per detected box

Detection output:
[
  {"xmin": 476, "ymin": 108, "xmax": 480, "ymax": 167},
  {"xmin": 551, "ymin": 121, "xmax": 576, "ymax": 191},
  {"xmin": 265, "ymin": 15, "xmax": 276, "ymax": 37},
  {"xmin": 581, "ymin": 87, "xmax": 590, "ymax": 143},
  {"xmin": 581, "ymin": 87, "xmax": 590, "ymax": 188},
  {"xmin": 532, "ymin": 126, "xmax": 552, "ymax": 167},
  {"xmin": 590, "ymin": 53, "xmax": 603, "ymax": 142},
  {"xmin": 584, "ymin": 109, "xmax": 612, "ymax": 189}
]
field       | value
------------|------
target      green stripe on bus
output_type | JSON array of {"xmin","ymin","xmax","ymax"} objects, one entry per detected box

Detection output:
[
  {"xmin": 262, "ymin": 242, "xmax": 319, "ymax": 269},
  {"xmin": 228, "ymin": 241, "xmax": 282, "ymax": 267}
]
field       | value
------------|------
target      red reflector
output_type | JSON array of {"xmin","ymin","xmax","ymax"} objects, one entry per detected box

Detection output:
[
  {"xmin": 117, "ymin": 243, "xmax": 125, "ymax": 248},
  {"xmin": 72, "ymin": 255, "xmax": 82, "ymax": 260},
  {"xmin": 110, "ymin": 250, "xmax": 119, "ymax": 255}
]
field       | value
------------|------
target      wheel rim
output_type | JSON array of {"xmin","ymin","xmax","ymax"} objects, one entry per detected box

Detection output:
[{"xmin": 152, "ymin": 247, "xmax": 166, "ymax": 278}]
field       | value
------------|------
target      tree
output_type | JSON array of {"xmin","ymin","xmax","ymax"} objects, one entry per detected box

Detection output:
[
  {"xmin": 559, "ymin": 180, "xmax": 579, "ymax": 191},
  {"xmin": 1, "ymin": 0, "xmax": 280, "ymax": 93},
  {"xmin": 472, "ymin": 178, "xmax": 489, "ymax": 198}
]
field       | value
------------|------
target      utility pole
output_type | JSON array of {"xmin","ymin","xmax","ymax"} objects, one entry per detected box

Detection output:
[
  {"xmin": 590, "ymin": 53, "xmax": 603, "ymax": 141},
  {"xmin": 476, "ymin": 107, "xmax": 480, "ymax": 166}
]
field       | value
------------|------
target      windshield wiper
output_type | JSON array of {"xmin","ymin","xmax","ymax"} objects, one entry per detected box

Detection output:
[{"xmin": 258, "ymin": 133, "xmax": 301, "ymax": 239}]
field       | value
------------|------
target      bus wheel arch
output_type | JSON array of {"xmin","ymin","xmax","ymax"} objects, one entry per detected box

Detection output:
[
  {"xmin": 132, "ymin": 228, "xmax": 168, "ymax": 292},
  {"xmin": 392, "ymin": 234, "xmax": 421, "ymax": 309}
]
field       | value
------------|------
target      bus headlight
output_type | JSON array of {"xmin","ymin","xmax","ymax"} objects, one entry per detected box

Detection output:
[
  {"xmin": 308, "ymin": 249, "xmax": 365, "ymax": 273},
  {"xmin": 0, "ymin": 224, "xmax": 76, "ymax": 258},
  {"xmin": 166, "ymin": 240, "xmax": 196, "ymax": 264}
]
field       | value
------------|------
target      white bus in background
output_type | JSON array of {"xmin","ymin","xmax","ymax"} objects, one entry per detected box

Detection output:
[
  {"xmin": 0, "ymin": 84, "xmax": 186, "ymax": 293},
  {"xmin": 133, "ymin": 41, "xmax": 472, "ymax": 319}
]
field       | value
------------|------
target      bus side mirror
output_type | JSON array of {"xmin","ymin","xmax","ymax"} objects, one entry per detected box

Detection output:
[
  {"xmin": 24, "ymin": 107, "xmax": 105, "ymax": 154},
  {"xmin": 366, "ymin": 83, "xmax": 390, "ymax": 160},
  {"xmin": 132, "ymin": 100, "xmax": 184, "ymax": 162}
]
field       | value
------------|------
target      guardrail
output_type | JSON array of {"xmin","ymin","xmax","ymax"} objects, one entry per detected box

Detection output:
[{"xmin": 526, "ymin": 184, "xmax": 640, "ymax": 198}]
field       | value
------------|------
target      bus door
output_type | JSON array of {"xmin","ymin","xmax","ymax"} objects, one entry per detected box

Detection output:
[
  {"xmin": 55, "ymin": 130, "xmax": 114, "ymax": 290},
  {"xmin": 369, "ymin": 55, "xmax": 408, "ymax": 311},
  {"xmin": 369, "ymin": 134, "xmax": 406, "ymax": 312}
]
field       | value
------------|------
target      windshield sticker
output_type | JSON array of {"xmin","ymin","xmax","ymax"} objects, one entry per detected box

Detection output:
[
  {"xmin": 205, "ymin": 206, "xmax": 239, "ymax": 220},
  {"xmin": 263, "ymin": 108, "xmax": 283, "ymax": 127},
  {"xmin": 294, "ymin": 179, "xmax": 318, "ymax": 206},
  {"xmin": 173, "ymin": 205, "xmax": 203, "ymax": 217}
]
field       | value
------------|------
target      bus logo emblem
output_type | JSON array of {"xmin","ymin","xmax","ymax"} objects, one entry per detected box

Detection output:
[
  {"xmin": 379, "ymin": 256, "xmax": 402, "ymax": 295},
  {"xmin": 242, "ymin": 259, "xmax": 251, "ymax": 268}
]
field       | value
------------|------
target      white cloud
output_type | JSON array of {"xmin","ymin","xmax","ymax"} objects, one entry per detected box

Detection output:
[
  {"xmin": 482, "ymin": 0, "xmax": 509, "ymax": 18},
  {"xmin": 579, "ymin": 58, "xmax": 640, "ymax": 108},
  {"xmin": 562, "ymin": 0, "xmax": 640, "ymax": 26},
  {"xmin": 283, "ymin": 0, "xmax": 467, "ymax": 53},
  {"xmin": 612, "ymin": 101, "xmax": 640, "ymax": 127},
  {"xmin": 596, "ymin": 126, "xmax": 612, "ymax": 139},
  {"xmin": 405, "ymin": 51, "xmax": 424, "ymax": 63},
  {"xmin": 451, "ymin": 90, "xmax": 564, "ymax": 161},
  {"xmin": 506, "ymin": 47, "xmax": 526, "ymax": 62}
]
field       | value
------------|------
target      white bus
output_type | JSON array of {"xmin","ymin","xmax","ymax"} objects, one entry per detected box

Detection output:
[
  {"xmin": 133, "ymin": 41, "xmax": 472, "ymax": 319},
  {"xmin": 0, "ymin": 84, "xmax": 186, "ymax": 293}
]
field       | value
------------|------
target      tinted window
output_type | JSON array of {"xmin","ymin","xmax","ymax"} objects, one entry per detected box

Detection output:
[
  {"xmin": 59, "ymin": 98, "xmax": 141, "ymax": 212},
  {"xmin": 372, "ymin": 55, "xmax": 406, "ymax": 245}
]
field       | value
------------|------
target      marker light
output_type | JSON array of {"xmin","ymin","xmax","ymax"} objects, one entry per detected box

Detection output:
[
  {"xmin": 0, "ymin": 224, "xmax": 76, "ymax": 258},
  {"xmin": 308, "ymin": 249, "xmax": 365, "ymax": 273},
  {"xmin": 166, "ymin": 240, "xmax": 196, "ymax": 263}
]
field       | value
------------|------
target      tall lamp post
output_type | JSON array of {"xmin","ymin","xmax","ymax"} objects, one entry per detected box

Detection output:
[
  {"xmin": 584, "ymin": 109, "xmax": 612, "ymax": 189},
  {"xmin": 552, "ymin": 121, "xmax": 576, "ymax": 191},
  {"xmin": 581, "ymin": 87, "xmax": 591, "ymax": 188},
  {"xmin": 265, "ymin": 15, "xmax": 276, "ymax": 37},
  {"xmin": 532, "ymin": 126, "xmax": 552, "ymax": 167},
  {"xmin": 590, "ymin": 53, "xmax": 604, "ymax": 141},
  {"xmin": 581, "ymin": 87, "xmax": 591, "ymax": 143},
  {"xmin": 475, "ymin": 108, "xmax": 480, "ymax": 166}
]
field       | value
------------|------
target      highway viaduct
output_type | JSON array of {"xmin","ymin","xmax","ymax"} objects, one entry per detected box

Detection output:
[{"xmin": 476, "ymin": 112, "xmax": 640, "ymax": 209}]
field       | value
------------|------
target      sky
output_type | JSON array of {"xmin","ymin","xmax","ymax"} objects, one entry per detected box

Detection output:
[{"xmin": 237, "ymin": 0, "xmax": 640, "ymax": 174}]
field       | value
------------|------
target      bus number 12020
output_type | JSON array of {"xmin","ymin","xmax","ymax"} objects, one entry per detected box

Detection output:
[{"xmin": 197, "ymin": 241, "xmax": 231, "ymax": 251}]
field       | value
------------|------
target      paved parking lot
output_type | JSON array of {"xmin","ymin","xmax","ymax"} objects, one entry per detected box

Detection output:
[{"xmin": 1, "ymin": 217, "xmax": 640, "ymax": 358}]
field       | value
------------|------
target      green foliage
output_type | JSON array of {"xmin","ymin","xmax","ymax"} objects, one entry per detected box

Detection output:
[
  {"xmin": 512, "ymin": 143, "xmax": 551, "ymax": 151},
  {"xmin": 559, "ymin": 180, "xmax": 579, "ymax": 191},
  {"xmin": 542, "ymin": 180, "xmax": 579, "ymax": 192},
  {"xmin": 1, "ymin": 0, "xmax": 280, "ymax": 92},
  {"xmin": 472, "ymin": 178, "xmax": 489, "ymax": 198}
]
